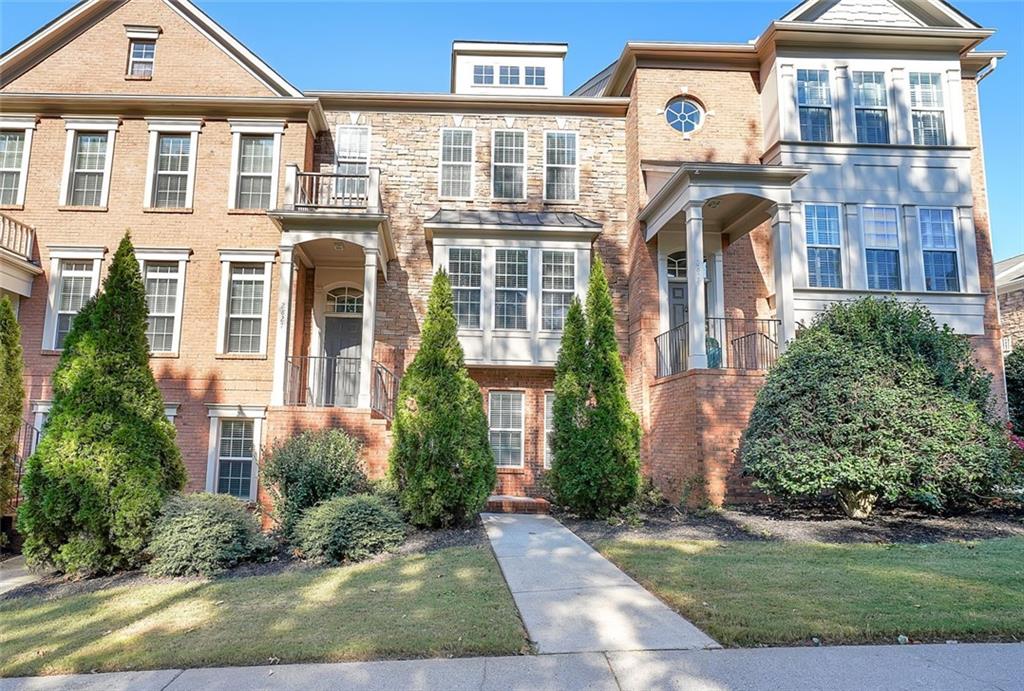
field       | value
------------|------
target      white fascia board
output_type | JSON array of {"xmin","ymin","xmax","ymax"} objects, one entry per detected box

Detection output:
[
  {"xmin": 227, "ymin": 118, "xmax": 286, "ymax": 134},
  {"xmin": 135, "ymin": 247, "xmax": 192, "ymax": 262},
  {"xmin": 63, "ymin": 116, "xmax": 120, "ymax": 131},
  {"xmin": 47, "ymin": 245, "xmax": 106, "ymax": 259},
  {"xmin": 145, "ymin": 117, "xmax": 203, "ymax": 133},
  {"xmin": 218, "ymin": 248, "xmax": 277, "ymax": 263},
  {"xmin": 0, "ymin": 114, "xmax": 37, "ymax": 129}
]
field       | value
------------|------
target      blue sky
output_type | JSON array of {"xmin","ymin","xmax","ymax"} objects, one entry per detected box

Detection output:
[{"xmin": 2, "ymin": 0, "xmax": 1022, "ymax": 260}]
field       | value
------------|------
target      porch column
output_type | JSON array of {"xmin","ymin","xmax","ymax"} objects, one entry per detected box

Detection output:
[
  {"xmin": 685, "ymin": 203, "xmax": 708, "ymax": 370},
  {"xmin": 270, "ymin": 246, "xmax": 294, "ymax": 406},
  {"xmin": 357, "ymin": 250, "xmax": 378, "ymax": 409},
  {"xmin": 772, "ymin": 203, "xmax": 797, "ymax": 348}
]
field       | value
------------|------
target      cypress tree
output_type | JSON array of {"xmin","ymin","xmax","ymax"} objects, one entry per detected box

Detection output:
[
  {"xmin": 548, "ymin": 297, "xmax": 592, "ymax": 510},
  {"xmin": 0, "ymin": 296, "xmax": 23, "ymax": 523},
  {"xmin": 18, "ymin": 233, "xmax": 186, "ymax": 575},
  {"xmin": 388, "ymin": 270, "xmax": 495, "ymax": 527}
]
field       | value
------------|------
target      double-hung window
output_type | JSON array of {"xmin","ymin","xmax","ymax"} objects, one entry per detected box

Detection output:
[
  {"xmin": 336, "ymin": 125, "xmax": 370, "ymax": 201},
  {"xmin": 217, "ymin": 419, "xmax": 254, "ymax": 499},
  {"xmin": 494, "ymin": 249, "xmax": 528, "ymax": 330},
  {"xmin": 525, "ymin": 66, "xmax": 545, "ymax": 86},
  {"xmin": 499, "ymin": 66, "xmax": 520, "ymax": 85},
  {"xmin": 544, "ymin": 131, "xmax": 577, "ymax": 201},
  {"xmin": 141, "ymin": 257, "xmax": 186, "ymax": 353},
  {"xmin": 473, "ymin": 65, "xmax": 494, "ymax": 85},
  {"xmin": 439, "ymin": 128, "xmax": 473, "ymax": 199},
  {"xmin": 0, "ymin": 130, "xmax": 27, "ymax": 205},
  {"xmin": 804, "ymin": 204, "xmax": 842, "ymax": 288},
  {"xmin": 919, "ymin": 208, "xmax": 960, "ymax": 292},
  {"xmin": 489, "ymin": 391, "xmax": 524, "ymax": 467},
  {"xmin": 852, "ymin": 71, "xmax": 889, "ymax": 144},
  {"xmin": 541, "ymin": 251, "xmax": 575, "ymax": 330},
  {"xmin": 68, "ymin": 133, "xmax": 108, "ymax": 206},
  {"xmin": 54, "ymin": 260, "xmax": 96, "ymax": 348},
  {"xmin": 862, "ymin": 206, "xmax": 902, "ymax": 290},
  {"xmin": 492, "ymin": 130, "xmax": 525, "ymax": 200},
  {"xmin": 796, "ymin": 69, "xmax": 833, "ymax": 143},
  {"xmin": 128, "ymin": 39, "xmax": 156, "ymax": 77},
  {"xmin": 150, "ymin": 133, "xmax": 192, "ymax": 208},
  {"xmin": 226, "ymin": 264, "xmax": 266, "ymax": 353},
  {"xmin": 449, "ymin": 247, "xmax": 482, "ymax": 328},
  {"xmin": 909, "ymin": 73, "xmax": 947, "ymax": 146},
  {"xmin": 236, "ymin": 135, "xmax": 274, "ymax": 209},
  {"xmin": 543, "ymin": 391, "xmax": 554, "ymax": 469}
]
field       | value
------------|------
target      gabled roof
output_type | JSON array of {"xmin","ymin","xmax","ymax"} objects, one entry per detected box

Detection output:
[
  {"xmin": 0, "ymin": 0, "xmax": 302, "ymax": 97},
  {"xmin": 781, "ymin": 0, "xmax": 980, "ymax": 29},
  {"xmin": 996, "ymin": 253, "xmax": 1024, "ymax": 293}
]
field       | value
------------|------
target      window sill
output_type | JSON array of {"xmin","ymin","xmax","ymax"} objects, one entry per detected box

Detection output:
[
  {"xmin": 496, "ymin": 466, "xmax": 525, "ymax": 474},
  {"xmin": 543, "ymin": 199, "xmax": 580, "ymax": 206},
  {"xmin": 125, "ymin": 75, "xmax": 153, "ymax": 81},
  {"xmin": 58, "ymin": 205, "xmax": 108, "ymax": 212},
  {"xmin": 144, "ymin": 207, "xmax": 193, "ymax": 214},
  {"xmin": 40, "ymin": 349, "xmax": 62, "ymax": 356},
  {"xmin": 227, "ymin": 208, "xmax": 267, "ymax": 216},
  {"xmin": 150, "ymin": 352, "xmax": 180, "ymax": 359},
  {"xmin": 215, "ymin": 353, "xmax": 268, "ymax": 361},
  {"xmin": 0, "ymin": 204, "xmax": 24, "ymax": 212}
]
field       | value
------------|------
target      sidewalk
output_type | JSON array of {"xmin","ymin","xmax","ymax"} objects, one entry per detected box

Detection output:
[
  {"xmin": 0, "ymin": 556, "xmax": 38, "ymax": 596},
  {"xmin": 480, "ymin": 512, "xmax": 718, "ymax": 653},
  {"xmin": 2, "ymin": 644, "xmax": 1021, "ymax": 690}
]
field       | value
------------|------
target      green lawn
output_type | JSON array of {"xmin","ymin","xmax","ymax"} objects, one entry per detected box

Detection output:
[
  {"xmin": 0, "ymin": 546, "xmax": 527, "ymax": 677},
  {"xmin": 597, "ymin": 537, "xmax": 1024, "ymax": 647}
]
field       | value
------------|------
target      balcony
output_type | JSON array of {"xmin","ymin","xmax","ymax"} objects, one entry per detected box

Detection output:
[
  {"xmin": 284, "ymin": 357, "xmax": 398, "ymax": 419},
  {"xmin": 655, "ymin": 317, "xmax": 780, "ymax": 378},
  {"xmin": 1, "ymin": 213, "xmax": 34, "ymax": 261},
  {"xmin": 0, "ymin": 211, "xmax": 42, "ymax": 302},
  {"xmin": 277, "ymin": 166, "xmax": 385, "ymax": 215}
]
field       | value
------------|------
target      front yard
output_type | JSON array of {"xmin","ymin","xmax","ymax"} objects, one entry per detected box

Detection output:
[
  {"xmin": 597, "ymin": 536, "xmax": 1024, "ymax": 647},
  {"xmin": 0, "ymin": 545, "xmax": 528, "ymax": 677}
]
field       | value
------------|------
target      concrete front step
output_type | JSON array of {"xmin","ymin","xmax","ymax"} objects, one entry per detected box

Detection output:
[{"xmin": 485, "ymin": 495, "xmax": 550, "ymax": 514}]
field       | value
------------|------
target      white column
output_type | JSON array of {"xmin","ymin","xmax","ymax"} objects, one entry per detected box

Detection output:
[
  {"xmin": 778, "ymin": 64, "xmax": 800, "ymax": 142},
  {"xmin": 834, "ymin": 65, "xmax": 855, "ymax": 144},
  {"xmin": 685, "ymin": 203, "xmax": 707, "ymax": 370},
  {"xmin": 957, "ymin": 206, "xmax": 981, "ymax": 294},
  {"xmin": 944, "ymin": 68, "xmax": 966, "ymax": 147},
  {"xmin": 845, "ymin": 204, "xmax": 866, "ymax": 290},
  {"xmin": 890, "ymin": 67, "xmax": 913, "ymax": 145},
  {"xmin": 903, "ymin": 205, "xmax": 926, "ymax": 292},
  {"xmin": 270, "ymin": 246, "xmax": 295, "ymax": 407},
  {"xmin": 710, "ymin": 249, "xmax": 725, "ymax": 320},
  {"xmin": 284, "ymin": 163, "xmax": 298, "ymax": 209},
  {"xmin": 772, "ymin": 203, "xmax": 797, "ymax": 348},
  {"xmin": 357, "ymin": 250, "xmax": 378, "ymax": 409}
]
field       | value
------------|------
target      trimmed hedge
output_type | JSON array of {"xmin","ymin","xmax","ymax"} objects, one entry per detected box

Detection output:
[
  {"xmin": 146, "ymin": 493, "xmax": 274, "ymax": 577},
  {"xmin": 260, "ymin": 429, "xmax": 368, "ymax": 538},
  {"xmin": 294, "ymin": 494, "xmax": 406, "ymax": 564},
  {"xmin": 0, "ymin": 296, "xmax": 23, "ymax": 523}
]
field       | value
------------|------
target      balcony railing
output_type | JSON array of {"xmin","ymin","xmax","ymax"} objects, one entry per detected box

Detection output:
[
  {"xmin": 370, "ymin": 362, "xmax": 399, "ymax": 420},
  {"xmin": 655, "ymin": 318, "xmax": 780, "ymax": 378},
  {"xmin": 6, "ymin": 420, "xmax": 41, "ymax": 515},
  {"xmin": 283, "ymin": 165, "xmax": 384, "ymax": 213},
  {"xmin": 285, "ymin": 356, "xmax": 361, "ymax": 408},
  {"xmin": 0, "ymin": 212, "xmax": 34, "ymax": 261}
]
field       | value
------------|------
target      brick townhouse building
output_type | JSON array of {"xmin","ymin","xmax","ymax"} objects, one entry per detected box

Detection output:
[
  {"xmin": 0, "ymin": 0, "xmax": 1008, "ymax": 509},
  {"xmin": 996, "ymin": 253, "xmax": 1024, "ymax": 355}
]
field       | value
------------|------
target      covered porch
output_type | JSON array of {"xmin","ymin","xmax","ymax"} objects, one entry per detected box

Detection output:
[
  {"xmin": 268, "ymin": 166, "xmax": 398, "ymax": 417},
  {"xmin": 639, "ymin": 162, "xmax": 807, "ymax": 377}
]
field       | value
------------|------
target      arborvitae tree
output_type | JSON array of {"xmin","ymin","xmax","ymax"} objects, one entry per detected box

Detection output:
[
  {"xmin": 548, "ymin": 298, "xmax": 593, "ymax": 510},
  {"xmin": 0, "ymin": 296, "xmax": 23, "ymax": 521},
  {"xmin": 388, "ymin": 270, "xmax": 495, "ymax": 527},
  {"xmin": 18, "ymin": 233, "xmax": 186, "ymax": 575},
  {"xmin": 550, "ymin": 259, "xmax": 641, "ymax": 517},
  {"xmin": 1006, "ymin": 343, "xmax": 1024, "ymax": 434}
]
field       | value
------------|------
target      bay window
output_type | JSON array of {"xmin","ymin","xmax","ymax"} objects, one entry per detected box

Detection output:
[
  {"xmin": 541, "ymin": 250, "xmax": 575, "ymax": 330},
  {"xmin": 804, "ymin": 204, "xmax": 842, "ymax": 288},
  {"xmin": 797, "ymin": 69, "xmax": 833, "ymax": 143},
  {"xmin": 494, "ymin": 249, "xmax": 528, "ymax": 330},
  {"xmin": 852, "ymin": 71, "xmax": 889, "ymax": 144},
  {"xmin": 449, "ymin": 247, "xmax": 481, "ymax": 328},
  {"xmin": 910, "ymin": 73, "xmax": 947, "ymax": 146},
  {"xmin": 862, "ymin": 206, "xmax": 902, "ymax": 291},
  {"xmin": 919, "ymin": 208, "xmax": 960, "ymax": 292}
]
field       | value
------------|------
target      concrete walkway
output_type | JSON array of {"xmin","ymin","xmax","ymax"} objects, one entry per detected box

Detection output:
[
  {"xmin": 0, "ymin": 556, "xmax": 38, "ymax": 596},
  {"xmin": 481, "ymin": 512, "xmax": 718, "ymax": 653},
  {"xmin": 2, "ymin": 644, "xmax": 1021, "ymax": 690}
]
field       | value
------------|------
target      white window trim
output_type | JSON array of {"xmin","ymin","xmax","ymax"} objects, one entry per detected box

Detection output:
[
  {"xmin": 542, "ymin": 129, "xmax": 579, "ymax": 203},
  {"xmin": 473, "ymin": 64, "xmax": 494, "ymax": 85},
  {"xmin": 917, "ymin": 206, "xmax": 963, "ymax": 293},
  {"xmin": 136, "ymin": 247, "xmax": 190, "ymax": 355},
  {"xmin": 861, "ymin": 204, "xmax": 904, "ymax": 291},
  {"xmin": 908, "ymin": 72, "xmax": 949, "ymax": 146},
  {"xmin": 205, "ymin": 404, "xmax": 266, "ymax": 501},
  {"xmin": 59, "ymin": 117, "xmax": 119, "ymax": 208},
  {"xmin": 143, "ymin": 119, "xmax": 201, "ymax": 209},
  {"xmin": 335, "ymin": 123, "xmax": 371, "ymax": 175},
  {"xmin": 29, "ymin": 399, "xmax": 177, "ymax": 453},
  {"xmin": 498, "ymin": 65, "xmax": 521, "ymax": 86},
  {"xmin": 493, "ymin": 247, "xmax": 530, "ymax": 332},
  {"xmin": 795, "ymin": 67, "xmax": 835, "ymax": 143},
  {"xmin": 803, "ymin": 203, "xmax": 844, "ymax": 289},
  {"xmin": 491, "ymin": 129, "xmax": 527, "ymax": 201},
  {"xmin": 539, "ymin": 249, "xmax": 577, "ymax": 332},
  {"xmin": 438, "ymin": 127, "xmax": 475, "ymax": 201},
  {"xmin": 850, "ymin": 70, "xmax": 891, "ymax": 145},
  {"xmin": 43, "ymin": 245, "xmax": 105, "ymax": 350},
  {"xmin": 447, "ymin": 246, "xmax": 483, "ymax": 330},
  {"xmin": 543, "ymin": 390, "xmax": 554, "ymax": 469},
  {"xmin": 525, "ymin": 66, "xmax": 546, "ymax": 87},
  {"xmin": 488, "ymin": 390, "xmax": 525, "ymax": 469},
  {"xmin": 226, "ymin": 120, "xmax": 284, "ymax": 210},
  {"xmin": 216, "ymin": 249, "xmax": 275, "ymax": 355},
  {"xmin": 0, "ymin": 115, "xmax": 36, "ymax": 206}
]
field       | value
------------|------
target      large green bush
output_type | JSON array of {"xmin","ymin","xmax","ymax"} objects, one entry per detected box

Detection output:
[
  {"xmin": 261, "ymin": 429, "xmax": 368, "ymax": 538},
  {"xmin": 294, "ymin": 494, "xmax": 406, "ymax": 564},
  {"xmin": 0, "ymin": 296, "xmax": 23, "ymax": 522},
  {"xmin": 146, "ymin": 493, "xmax": 274, "ymax": 577},
  {"xmin": 388, "ymin": 270, "xmax": 495, "ymax": 527},
  {"xmin": 17, "ymin": 234, "xmax": 186, "ymax": 575},
  {"xmin": 742, "ymin": 298, "xmax": 1016, "ymax": 517},
  {"xmin": 549, "ymin": 258, "xmax": 641, "ymax": 518},
  {"xmin": 1006, "ymin": 343, "xmax": 1024, "ymax": 434}
]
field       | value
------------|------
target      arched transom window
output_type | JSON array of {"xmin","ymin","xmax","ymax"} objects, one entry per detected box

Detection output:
[
  {"xmin": 667, "ymin": 251, "xmax": 687, "ymax": 279},
  {"xmin": 327, "ymin": 287, "xmax": 363, "ymax": 315}
]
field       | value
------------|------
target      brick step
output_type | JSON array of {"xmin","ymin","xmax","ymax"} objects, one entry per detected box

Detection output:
[{"xmin": 485, "ymin": 495, "xmax": 550, "ymax": 514}]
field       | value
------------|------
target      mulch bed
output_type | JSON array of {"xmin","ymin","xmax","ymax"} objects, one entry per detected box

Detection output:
[
  {"xmin": 560, "ymin": 502, "xmax": 1024, "ymax": 545},
  {"xmin": 0, "ymin": 518, "xmax": 490, "ymax": 602}
]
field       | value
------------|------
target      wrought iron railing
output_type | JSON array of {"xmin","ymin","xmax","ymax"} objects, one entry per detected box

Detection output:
[
  {"xmin": 294, "ymin": 172, "xmax": 370, "ymax": 209},
  {"xmin": 6, "ymin": 420, "xmax": 41, "ymax": 515},
  {"xmin": 0, "ymin": 212, "xmax": 34, "ymax": 261},
  {"xmin": 654, "ymin": 317, "xmax": 781, "ymax": 378},
  {"xmin": 284, "ymin": 355, "xmax": 361, "ymax": 408},
  {"xmin": 370, "ymin": 361, "xmax": 399, "ymax": 420}
]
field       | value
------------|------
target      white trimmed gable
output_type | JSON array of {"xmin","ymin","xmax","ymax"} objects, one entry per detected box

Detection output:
[
  {"xmin": 782, "ymin": 0, "xmax": 979, "ymax": 28},
  {"xmin": 809, "ymin": 0, "xmax": 922, "ymax": 27}
]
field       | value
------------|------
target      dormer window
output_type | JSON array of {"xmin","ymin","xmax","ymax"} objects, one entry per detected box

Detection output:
[
  {"xmin": 473, "ymin": 65, "xmax": 494, "ymax": 85},
  {"xmin": 525, "ymin": 67, "xmax": 545, "ymax": 86},
  {"xmin": 499, "ymin": 66, "xmax": 520, "ymax": 86},
  {"xmin": 124, "ymin": 25, "xmax": 160, "ymax": 79}
]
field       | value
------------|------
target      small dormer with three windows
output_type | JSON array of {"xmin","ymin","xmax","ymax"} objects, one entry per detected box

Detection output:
[{"xmin": 451, "ymin": 41, "xmax": 567, "ymax": 96}]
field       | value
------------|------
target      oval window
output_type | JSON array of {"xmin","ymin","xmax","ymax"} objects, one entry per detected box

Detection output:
[{"xmin": 665, "ymin": 98, "xmax": 704, "ymax": 134}]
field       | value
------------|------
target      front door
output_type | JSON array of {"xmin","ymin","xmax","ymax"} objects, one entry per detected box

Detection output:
[
  {"xmin": 323, "ymin": 317, "xmax": 361, "ymax": 407},
  {"xmin": 669, "ymin": 282, "xmax": 688, "ymax": 330}
]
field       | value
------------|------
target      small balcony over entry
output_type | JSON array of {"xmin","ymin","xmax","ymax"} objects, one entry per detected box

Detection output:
[{"xmin": 655, "ymin": 317, "xmax": 780, "ymax": 378}]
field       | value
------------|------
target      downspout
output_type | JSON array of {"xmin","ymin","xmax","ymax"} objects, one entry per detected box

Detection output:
[{"xmin": 977, "ymin": 56, "xmax": 999, "ymax": 83}]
